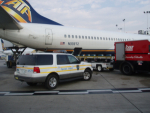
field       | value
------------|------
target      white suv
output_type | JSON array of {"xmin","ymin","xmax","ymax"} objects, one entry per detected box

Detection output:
[{"xmin": 14, "ymin": 53, "xmax": 93, "ymax": 89}]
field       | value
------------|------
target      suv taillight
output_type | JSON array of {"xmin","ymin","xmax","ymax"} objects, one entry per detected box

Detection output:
[{"xmin": 34, "ymin": 67, "xmax": 40, "ymax": 73}]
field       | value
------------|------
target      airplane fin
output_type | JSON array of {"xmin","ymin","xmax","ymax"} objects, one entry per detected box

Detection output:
[
  {"xmin": 0, "ymin": 5, "xmax": 23, "ymax": 29},
  {"xmin": 0, "ymin": 0, "xmax": 63, "ymax": 26},
  {"xmin": 1, "ymin": 39, "xmax": 10, "ymax": 51}
]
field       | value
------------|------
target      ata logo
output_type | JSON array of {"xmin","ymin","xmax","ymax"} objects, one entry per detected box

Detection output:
[
  {"xmin": 125, "ymin": 45, "xmax": 134, "ymax": 51},
  {"xmin": 0, "ymin": 0, "xmax": 4, "ymax": 4},
  {"xmin": 1, "ymin": 0, "xmax": 32, "ymax": 23}
]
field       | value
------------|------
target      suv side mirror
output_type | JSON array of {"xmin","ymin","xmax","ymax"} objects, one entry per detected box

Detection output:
[{"xmin": 77, "ymin": 60, "xmax": 81, "ymax": 64}]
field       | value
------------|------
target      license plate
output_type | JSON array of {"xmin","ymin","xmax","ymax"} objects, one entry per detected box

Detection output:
[{"xmin": 20, "ymin": 69, "xmax": 27, "ymax": 74}]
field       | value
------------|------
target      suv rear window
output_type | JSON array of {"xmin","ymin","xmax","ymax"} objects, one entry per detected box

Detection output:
[{"xmin": 17, "ymin": 55, "xmax": 53, "ymax": 65}]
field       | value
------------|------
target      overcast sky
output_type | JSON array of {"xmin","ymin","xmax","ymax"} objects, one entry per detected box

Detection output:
[{"xmin": 29, "ymin": 0, "xmax": 150, "ymax": 34}]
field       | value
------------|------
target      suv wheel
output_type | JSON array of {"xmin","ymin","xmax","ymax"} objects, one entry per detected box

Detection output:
[
  {"xmin": 83, "ymin": 70, "xmax": 92, "ymax": 81},
  {"xmin": 45, "ymin": 74, "xmax": 58, "ymax": 89}
]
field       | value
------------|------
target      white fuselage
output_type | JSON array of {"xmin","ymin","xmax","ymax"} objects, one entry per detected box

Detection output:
[{"xmin": 0, "ymin": 23, "xmax": 150, "ymax": 53}]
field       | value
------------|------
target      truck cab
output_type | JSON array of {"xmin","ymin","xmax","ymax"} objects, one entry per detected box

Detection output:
[{"xmin": 114, "ymin": 40, "xmax": 150, "ymax": 75}]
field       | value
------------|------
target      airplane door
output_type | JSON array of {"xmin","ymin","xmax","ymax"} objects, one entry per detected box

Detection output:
[{"xmin": 45, "ymin": 29, "xmax": 53, "ymax": 45}]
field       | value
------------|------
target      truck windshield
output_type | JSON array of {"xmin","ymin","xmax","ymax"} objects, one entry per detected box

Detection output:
[{"xmin": 17, "ymin": 55, "xmax": 53, "ymax": 65}]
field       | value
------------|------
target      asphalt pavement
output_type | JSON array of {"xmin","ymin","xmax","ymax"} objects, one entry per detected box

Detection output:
[{"xmin": 0, "ymin": 60, "xmax": 150, "ymax": 113}]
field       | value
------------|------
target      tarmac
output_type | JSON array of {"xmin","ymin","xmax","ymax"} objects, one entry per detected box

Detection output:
[{"xmin": 0, "ymin": 60, "xmax": 150, "ymax": 113}]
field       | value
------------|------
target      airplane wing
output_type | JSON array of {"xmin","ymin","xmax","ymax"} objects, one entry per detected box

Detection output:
[{"xmin": 0, "ymin": 6, "xmax": 23, "ymax": 30}]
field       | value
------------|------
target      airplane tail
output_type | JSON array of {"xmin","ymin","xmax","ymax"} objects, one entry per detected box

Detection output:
[
  {"xmin": 1, "ymin": 39, "xmax": 10, "ymax": 51},
  {"xmin": 0, "ymin": 0, "xmax": 62, "ymax": 26}
]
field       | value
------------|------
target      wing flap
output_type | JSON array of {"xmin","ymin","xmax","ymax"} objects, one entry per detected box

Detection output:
[{"xmin": 0, "ymin": 6, "xmax": 23, "ymax": 30}]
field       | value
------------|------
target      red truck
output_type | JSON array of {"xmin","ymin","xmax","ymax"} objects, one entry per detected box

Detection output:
[{"xmin": 114, "ymin": 40, "xmax": 150, "ymax": 75}]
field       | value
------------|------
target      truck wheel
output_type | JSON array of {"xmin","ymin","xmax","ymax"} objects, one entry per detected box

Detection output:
[
  {"xmin": 97, "ymin": 65, "xmax": 103, "ymax": 72},
  {"xmin": 83, "ymin": 69, "xmax": 92, "ymax": 81},
  {"xmin": 121, "ymin": 63, "xmax": 133, "ymax": 75},
  {"xmin": 45, "ymin": 74, "xmax": 58, "ymax": 89},
  {"xmin": 26, "ymin": 82, "xmax": 37, "ymax": 86}
]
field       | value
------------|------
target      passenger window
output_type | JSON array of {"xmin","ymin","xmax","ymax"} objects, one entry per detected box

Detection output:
[
  {"xmin": 103, "ymin": 37, "xmax": 105, "ymax": 40},
  {"xmin": 72, "ymin": 35, "xmax": 74, "ymax": 38},
  {"xmin": 85, "ymin": 36, "xmax": 87, "ymax": 39},
  {"xmin": 64, "ymin": 34, "xmax": 67, "ymax": 38},
  {"xmin": 68, "ymin": 35, "xmax": 70, "ymax": 38},
  {"xmin": 17, "ymin": 55, "xmax": 36, "ymax": 65},
  {"xmin": 82, "ymin": 36, "xmax": 84, "ymax": 39},
  {"xmin": 79, "ymin": 36, "xmax": 81, "ymax": 39},
  {"xmin": 97, "ymin": 37, "xmax": 99, "ymax": 40},
  {"xmin": 91, "ymin": 37, "xmax": 93, "ymax": 39},
  {"xmin": 100, "ymin": 37, "xmax": 102, "ymax": 40},
  {"xmin": 88, "ymin": 36, "xmax": 90, "ymax": 39},
  {"xmin": 94, "ymin": 37, "xmax": 96, "ymax": 40},
  {"xmin": 17, "ymin": 55, "xmax": 53, "ymax": 65},
  {"xmin": 67, "ymin": 55, "xmax": 79, "ymax": 64},
  {"xmin": 37, "ymin": 55, "xmax": 53, "ymax": 65},
  {"xmin": 75, "ymin": 35, "xmax": 78, "ymax": 38},
  {"xmin": 57, "ymin": 55, "xmax": 69, "ymax": 65}
]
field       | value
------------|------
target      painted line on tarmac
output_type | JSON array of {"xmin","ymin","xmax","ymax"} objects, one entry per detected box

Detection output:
[{"xmin": 0, "ymin": 88, "xmax": 150, "ymax": 96}]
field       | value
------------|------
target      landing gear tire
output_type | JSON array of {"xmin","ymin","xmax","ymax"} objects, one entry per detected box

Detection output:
[
  {"xmin": 7, "ymin": 61, "xmax": 12, "ymax": 68},
  {"xmin": 26, "ymin": 82, "xmax": 37, "ymax": 86},
  {"xmin": 121, "ymin": 63, "xmax": 133, "ymax": 75},
  {"xmin": 83, "ymin": 69, "xmax": 92, "ymax": 81},
  {"xmin": 45, "ymin": 74, "xmax": 58, "ymax": 90},
  {"xmin": 97, "ymin": 65, "xmax": 103, "ymax": 72}
]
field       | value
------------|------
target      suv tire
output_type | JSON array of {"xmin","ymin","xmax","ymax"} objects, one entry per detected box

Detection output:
[
  {"xmin": 45, "ymin": 74, "xmax": 58, "ymax": 89},
  {"xmin": 83, "ymin": 69, "xmax": 92, "ymax": 81}
]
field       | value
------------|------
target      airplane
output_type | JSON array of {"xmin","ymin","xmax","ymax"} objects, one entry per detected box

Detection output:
[{"xmin": 0, "ymin": 0, "xmax": 150, "ymax": 58}]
